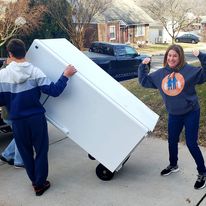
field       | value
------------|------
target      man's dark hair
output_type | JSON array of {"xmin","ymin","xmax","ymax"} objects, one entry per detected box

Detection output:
[{"xmin": 6, "ymin": 39, "xmax": 26, "ymax": 59}]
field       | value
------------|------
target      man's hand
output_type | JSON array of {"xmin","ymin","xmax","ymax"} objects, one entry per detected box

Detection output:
[
  {"xmin": 63, "ymin": 65, "xmax": 77, "ymax": 77},
  {"xmin": 6, "ymin": 57, "xmax": 12, "ymax": 64}
]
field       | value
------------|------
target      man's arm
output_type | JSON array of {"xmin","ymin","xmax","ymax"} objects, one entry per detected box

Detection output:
[{"xmin": 39, "ymin": 65, "xmax": 77, "ymax": 97}]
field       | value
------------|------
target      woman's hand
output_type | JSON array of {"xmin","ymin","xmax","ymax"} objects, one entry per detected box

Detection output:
[
  {"xmin": 192, "ymin": 50, "xmax": 200, "ymax": 57},
  {"xmin": 142, "ymin": 57, "xmax": 151, "ymax": 64}
]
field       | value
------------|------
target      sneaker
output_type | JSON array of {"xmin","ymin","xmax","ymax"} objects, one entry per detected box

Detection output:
[
  {"xmin": 33, "ymin": 180, "xmax": 50, "ymax": 196},
  {"xmin": 14, "ymin": 164, "xmax": 24, "ymax": 169},
  {"xmin": 0, "ymin": 155, "xmax": 14, "ymax": 165},
  {"xmin": 160, "ymin": 165, "xmax": 179, "ymax": 176},
  {"xmin": 194, "ymin": 174, "xmax": 206, "ymax": 190}
]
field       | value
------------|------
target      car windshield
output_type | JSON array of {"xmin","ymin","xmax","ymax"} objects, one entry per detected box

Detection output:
[{"xmin": 115, "ymin": 45, "xmax": 137, "ymax": 56}]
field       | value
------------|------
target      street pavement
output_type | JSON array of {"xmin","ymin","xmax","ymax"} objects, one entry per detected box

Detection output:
[
  {"xmin": 1, "ymin": 123, "xmax": 206, "ymax": 206},
  {"xmin": 149, "ymin": 42, "xmax": 206, "ymax": 73}
]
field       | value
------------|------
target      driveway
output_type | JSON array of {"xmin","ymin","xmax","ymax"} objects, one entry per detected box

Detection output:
[{"xmin": 1, "ymin": 123, "xmax": 206, "ymax": 206}]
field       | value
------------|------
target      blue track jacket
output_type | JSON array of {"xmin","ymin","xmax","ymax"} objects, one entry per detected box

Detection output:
[{"xmin": 0, "ymin": 61, "xmax": 69, "ymax": 120}]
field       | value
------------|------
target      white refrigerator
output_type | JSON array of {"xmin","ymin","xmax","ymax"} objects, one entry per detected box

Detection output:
[{"xmin": 26, "ymin": 38, "xmax": 159, "ymax": 180}]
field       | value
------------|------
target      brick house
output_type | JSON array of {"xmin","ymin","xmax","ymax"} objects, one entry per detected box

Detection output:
[{"xmin": 84, "ymin": 0, "xmax": 154, "ymax": 48}]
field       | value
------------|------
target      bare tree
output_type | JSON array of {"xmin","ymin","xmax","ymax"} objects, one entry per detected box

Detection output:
[
  {"xmin": 0, "ymin": 0, "xmax": 46, "ymax": 47},
  {"xmin": 190, "ymin": 0, "xmax": 206, "ymax": 16},
  {"xmin": 140, "ymin": 0, "xmax": 198, "ymax": 43},
  {"xmin": 47, "ymin": 0, "xmax": 112, "ymax": 50}
]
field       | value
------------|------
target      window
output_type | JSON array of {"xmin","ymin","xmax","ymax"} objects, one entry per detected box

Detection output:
[
  {"xmin": 136, "ymin": 25, "xmax": 145, "ymax": 37},
  {"xmin": 125, "ymin": 46, "xmax": 137, "ymax": 55},
  {"xmin": 115, "ymin": 45, "xmax": 137, "ymax": 57},
  {"xmin": 158, "ymin": 29, "xmax": 163, "ymax": 37},
  {"xmin": 109, "ymin": 26, "xmax": 116, "ymax": 40},
  {"xmin": 103, "ymin": 45, "xmax": 114, "ymax": 55}
]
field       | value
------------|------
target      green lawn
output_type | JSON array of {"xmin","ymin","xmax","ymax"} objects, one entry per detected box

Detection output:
[
  {"xmin": 136, "ymin": 42, "xmax": 206, "ymax": 55},
  {"xmin": 121, "ymin": 64, "xmax": 206, "ymax": 147}
]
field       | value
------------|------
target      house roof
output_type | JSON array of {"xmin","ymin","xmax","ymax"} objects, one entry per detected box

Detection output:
[
  {"xmin": 92, "ymin": 0, "xmax": 154, "ymax": 26},
  {"xmin": 149, "ymin": 21, "xmax": 164, "ymax": 28}
]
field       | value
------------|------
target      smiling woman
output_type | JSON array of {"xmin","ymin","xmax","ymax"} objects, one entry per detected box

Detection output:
[{"xmin": 137, "ymin": 44, "xmax": 206, "ymax": 189}]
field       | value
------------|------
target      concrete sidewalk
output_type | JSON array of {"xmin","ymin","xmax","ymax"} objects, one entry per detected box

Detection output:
[{"xmin": 0, "ymin": 123, "xmax": 206, "ymax": 206}]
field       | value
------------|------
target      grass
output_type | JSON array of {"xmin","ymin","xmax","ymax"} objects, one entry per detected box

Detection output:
[
  {"xmin": 121, "ymin": 62, "xmax": 206, "ymax": 147},
  {"xmin": 135, "ymin": 42, "xmax": 206, "ymax": 55},
  {"xmin": 122, "ymin": 79, "xmax": 168, "ymax": 140}
]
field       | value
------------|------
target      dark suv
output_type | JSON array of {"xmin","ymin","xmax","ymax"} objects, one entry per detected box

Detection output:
[{"xmin": 84, "ymin": 42, "xmax": 150, "ymax": 81}]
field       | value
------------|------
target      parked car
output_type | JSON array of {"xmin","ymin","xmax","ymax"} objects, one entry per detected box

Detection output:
[
  {"xmin": 175, "ymin": 34, "xmax": 200, "ymax": 44},
  {"xmin": 0, "ymin": 58, "xmax": 5, "ymax": 68},
  {"xmin": 84, "ymin": 42, "xmax": 151, "ymax": 81}
]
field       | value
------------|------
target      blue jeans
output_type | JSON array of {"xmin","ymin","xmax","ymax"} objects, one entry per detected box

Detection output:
[
  {"xmin": 168, "ymin": 109, "xmax": 206, "ymax": 174},
  {"xmin": 1, "ymin": 120, "xmax": 24, "ymax": 166}
]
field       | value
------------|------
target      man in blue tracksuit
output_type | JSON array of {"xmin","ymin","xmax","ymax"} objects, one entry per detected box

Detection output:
[
  {"xmin": 0, "ymin": 39, "xmax": 77, "ymax": 196},
  {"xmin": 138, "ymin": 44, "xmax": 206, "ymax": 190}
]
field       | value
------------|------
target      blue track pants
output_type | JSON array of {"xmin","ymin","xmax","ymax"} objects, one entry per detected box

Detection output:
[{"xmin": 12, "ymin": 114, "xmax": 49, "ymax": 187}]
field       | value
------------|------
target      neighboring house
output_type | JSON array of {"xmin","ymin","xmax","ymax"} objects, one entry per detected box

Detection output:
[
  {"xmin": 148, "ymin": 20, "xmax": 199, "ymax": 45},
  {"xmin": 148, "ymin": 21, "xmax": 172, "ymax": 44},
  {"xmin": 84, "ymin": 0, "xmax": 154, "ymax": 47},
  {"xmin": 148, "ymin": 12, "xmax": 203, "ymax": 44},
  {"xmin": 200, "ymin": 16, "xmax": 206, "ymax": 41}
]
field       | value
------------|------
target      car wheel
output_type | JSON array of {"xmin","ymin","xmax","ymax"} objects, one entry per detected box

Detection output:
[
  {"xmin": 175, "ymin": 39, "xmax": 179, "ymax": 43},
  {"xmin": 88, "ymin": 153, "xmax": 95, "ymax": 160},
  {"xmin": 191, "ymin": 40, "xmax": 196, "ymax": 44}
]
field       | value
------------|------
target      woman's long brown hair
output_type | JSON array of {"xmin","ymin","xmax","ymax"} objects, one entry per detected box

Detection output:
[{"xmin": 163, "ymin": 44, "xmax": 186, "ymax": 69}]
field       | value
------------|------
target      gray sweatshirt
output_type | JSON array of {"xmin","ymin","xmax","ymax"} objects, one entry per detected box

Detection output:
[{"xmin": 138, "ymin": 52, "xmax": 206, "ymax": 115}]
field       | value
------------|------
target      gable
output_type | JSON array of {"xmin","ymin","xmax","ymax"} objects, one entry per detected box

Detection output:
[{"xmin": 92, "ymin": 0, "xmax": 154, "ymax": 25}]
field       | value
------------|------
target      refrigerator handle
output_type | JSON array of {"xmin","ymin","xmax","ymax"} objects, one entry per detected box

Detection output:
[{"xmin": 46, "ymin": 116, "xmax": 70, "ymax": 135}]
